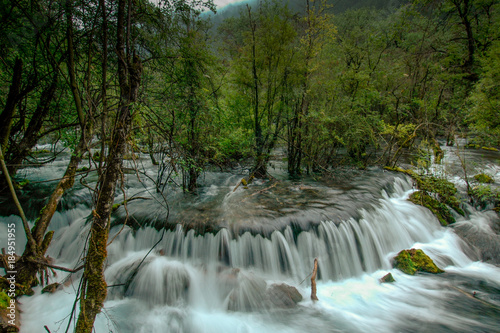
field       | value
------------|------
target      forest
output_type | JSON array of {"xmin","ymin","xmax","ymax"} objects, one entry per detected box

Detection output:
[{"xmin": 1, "ymin": 0, "xmax": 500, "ymax": 332}]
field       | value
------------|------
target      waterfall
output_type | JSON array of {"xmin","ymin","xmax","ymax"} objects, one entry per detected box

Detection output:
[{"xmin": 5, "ymin": 170, "xmax": 500, "ymax": 333}]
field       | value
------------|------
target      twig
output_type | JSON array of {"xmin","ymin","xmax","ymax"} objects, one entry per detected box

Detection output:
[{"xmin": 27, "ymin": 258, "xmax": 84, "ymax": 273}]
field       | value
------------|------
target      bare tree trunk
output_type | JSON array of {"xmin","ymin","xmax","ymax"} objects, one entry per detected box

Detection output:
[
  {"xmin": 0, "ymin": 58, "xmax": 23, "ymax": 154},
  {"xmin": 7, "ymin": 74, "xmax": 58, "ymax": 176}
]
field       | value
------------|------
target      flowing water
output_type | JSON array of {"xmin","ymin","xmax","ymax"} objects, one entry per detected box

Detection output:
[{"xmin": 1, "ymin": 145, "xmax": 500, "ymax": 333}]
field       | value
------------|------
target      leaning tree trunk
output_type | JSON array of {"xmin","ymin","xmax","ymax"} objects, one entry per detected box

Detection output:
[
  {"xmin": 75, "ymin": 0, "xmax": 142, "ymax": 330},
  {"xmin": 0, "ymin": 58, "xmax": 23, "ymax": 153},
  {"xmin": 16, "ymin": 127, "xmax": 89, "ymax": 289},
  {"xmin": 6, "ymin": 74, "xmax": 58, "ymax": 176}
]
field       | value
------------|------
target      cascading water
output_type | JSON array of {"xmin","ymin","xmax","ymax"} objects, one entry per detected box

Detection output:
[{"xmin": 2, "ymin": 150, "xmax": 500, "ymax": 332}]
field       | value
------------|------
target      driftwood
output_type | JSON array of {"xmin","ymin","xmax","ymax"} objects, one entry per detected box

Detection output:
[{"xmin": 311, "ymin": 258, "xmax": 318, "ymax": 301}]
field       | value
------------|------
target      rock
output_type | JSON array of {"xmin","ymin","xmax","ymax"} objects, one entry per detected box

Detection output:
[
  {"xmin": 227, "ymin": 272, "xmax": 267, "ymax": 312},
  {"xmin": 41, "ymin": 283, "xmax": 61, "ymax": 294},
  {"xmin": 473, "ymin": 173, "xmax": 494, "ymax": 184},
  {"xmin": 267, "ymin": 283, "xmax": 302, "ymax": 308},
  {"xmin": 408, "ymin": 191, "xmax": 455, "ymax": 226},
  {"xmin": 393, "ymin": 249, "xmax": 444, "ymax": 275},
  {"xmin": 380, "ymin": 273, "xmax": 395, "ymax": 283}
]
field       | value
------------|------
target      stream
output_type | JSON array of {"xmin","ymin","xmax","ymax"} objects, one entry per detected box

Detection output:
[{"xmin": 1, "ymin": 143, "xmax": 500, "ymax": 332}]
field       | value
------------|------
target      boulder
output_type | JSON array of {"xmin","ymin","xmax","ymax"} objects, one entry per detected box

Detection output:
[
  {"xmin": 393, "ymin": 249, "xmax": 444, "ymax": 275},
  {"xmin": 267, "ymin": 283, "xmax": 302, "ymax": 308},
  {"xmin": 380, "ymin": 273, "xmax": 395, "ymax": 283}
]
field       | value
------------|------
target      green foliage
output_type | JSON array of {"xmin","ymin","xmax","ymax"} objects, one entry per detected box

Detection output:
[
  {"xmin": 393, "ymin": 248, "xmax": 444, "ymax": 275},
  {"xmin": 468, "ymin": 41, "xmax": 500, "ymax": 146},
  {"xmin": 468, "ymin": 184, "xmax": 500, "ymax": 210}
]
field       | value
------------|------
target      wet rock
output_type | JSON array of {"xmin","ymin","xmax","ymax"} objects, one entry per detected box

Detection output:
[
  {"xmin": 227, "ymin": 272, "xmax": 267, "ymax": 312},
  {"xmin": 41, "ymin": 283, "xmax": 61, "ymax": 294},
  {"xmin": 408, "ymin": 191, "xmax": 455, "ymax": 226},
  {"xmin": 267, "ymin": 283, "xmax": 302, "ymax": 308},
  {"xmin": 393, "ymin": 249, "xmax": 444, "ymax": 275},
  {"xmin": 452, "ymin": 221, "xmax": 500, "ymax": 265},
  {"xmin": 380, "ymin": 273, "xmax": 395, "ymax": 283}
]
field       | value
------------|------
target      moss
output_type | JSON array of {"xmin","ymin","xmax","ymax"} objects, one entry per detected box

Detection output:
[
  {"xmin": 474, "ymin": 173, "xmax": 494, "ymax": 184},
  {"xmin": 409, "ymin": 191, "xmax": 455, "ymax": 226},
  {"xmin": 384, "ymin": 166, "xmax": 406, "ymax": 173},
  {"xmin": 112, "ymin": 203, "xmax": 121, "ymax": 211},
  {"xmin": 393, "ymin": 249, "xmax": 444, "ymax": 275},
  {"xmin": 92, "ymin": 151, "xmax": 101, "ymax": 162},
  {"xmin": 17, "ymin": 179, "xmax": 29, "ymax": 188},
  {"xmin": 76, "ymin": 166, "xmax": 90, "ymax": 172},
  {"xmin": 433, "ymin": 142, "xmax": 444, "ymax": 164},
  {"xmin": 481, "ymin": 146, "xmax": 499, "ymax": 152},
  {"xmin": 241, "ymin": 178, "xmax": 248, "ymax": 186},
  {"xmin": 32, "ymin": 149, "xmax": 51, "ymax": 154},
  {"xmin": 386, "ymin": 167, "xmax": 466, "ymax": 221},
  {"xmin": 123, "ymin": 153, "xmax": 138, "ymax": 160},
  {"xmin": 0, "ymin": 291, "xmax": 10, "ymax": 309}
]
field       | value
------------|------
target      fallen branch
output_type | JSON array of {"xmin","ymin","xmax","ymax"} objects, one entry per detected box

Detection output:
[
  {"xmin": 248, "ymin": 182, "xmax": 278, "ymax": 197},
  {"xmin": 27, "ymin": 257, "xmax": 84, "ymax": 273}
]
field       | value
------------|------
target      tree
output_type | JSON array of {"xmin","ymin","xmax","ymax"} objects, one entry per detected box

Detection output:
[{"xmin": 222, "ymin": 0, "xmax": 297, "ymax": 177}]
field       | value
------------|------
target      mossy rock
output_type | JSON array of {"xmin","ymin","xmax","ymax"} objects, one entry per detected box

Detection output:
[
  {"xmin": 380, "ymin": 273, "xmax": 395, "ymax": 283},
  {"xmin": 387, "ymin": 167, "xmax": 464, "ymax": 217},
  {"xmin": 481, "ymin": 146, "xmax": 499, "ymax": 152},
  {"xmin": 409, "ymin": 191, "xmax": 455, "ymax": 226},
  {"xmin": 393, "ymin": 249, "xmax": 444, "ymax": 275},
  {"xmin": 474, "ymin": 173, "xmax": 494, "ymax": 184},
  {"xmin": 0, "ymin": 292, "xmax": 10, "ymax": 309}
]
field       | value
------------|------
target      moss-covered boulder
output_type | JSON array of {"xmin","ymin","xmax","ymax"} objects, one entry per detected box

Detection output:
[
  {"xmin": 380, "ymin": 273, "xmax": 395, "ymax": 283},
  {"xmin": 474, "ymin": 173, "xmax": 494, "ymax": 184},
  {"xmin": 385, "ymin": 167, "xmax": 465, "ymax": 221},
  {"xmin": 409, "ymin": 191, "xmax": 455, "ymax": 226},
  {"xmin": 393, "ymin": 249, "xmax": 444, "ymax": 275}
]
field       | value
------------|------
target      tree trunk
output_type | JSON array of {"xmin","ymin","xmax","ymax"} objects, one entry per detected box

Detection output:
[
  {"xmin": 0, "ymin": 58, "xmax": 23, "ymax": 154},
  {"xmin": 6, "ymin": 75, "xmax": 58, "ymax": 176},
  {"xmin": 247, "ymin": 5, "xmax": 266, "ymax": 178},
  {"xmin": 75, "ymin": 0, "xmax": 141, "ymax": 330}
]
